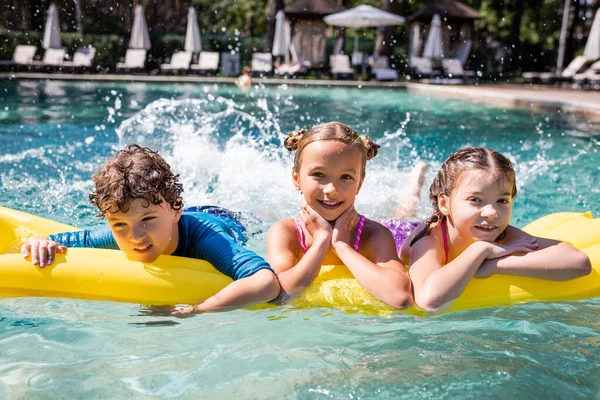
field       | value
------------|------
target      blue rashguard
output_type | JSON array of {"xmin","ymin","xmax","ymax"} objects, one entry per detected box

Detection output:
[{"xmin": 48, "ymin": 211, "xmax": 273, "ymax": 281}]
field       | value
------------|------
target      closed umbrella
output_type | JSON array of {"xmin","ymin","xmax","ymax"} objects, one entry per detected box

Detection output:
[
  {"xmin": 272, "ymin": 10, "xmax": 291, "ymax": 64},
  {"xmin": 584, "ymin": 11, "xmax": 600, "ymax": 60},
  {"xmin": 129, "ymin": 4, "xmax": 151, "ymax": 50},
  {"xmin": 423, "ymin": 14, "xmax": 443, "ymax": 60},
  {"xmin": 185, "ymin": 7, "xmax": 202, "ymax": 53},
  {"xmin": 324, "ymin": 5, "xmax": 405, "ymax": 54},
  {"xmin": 42, "ymin": 3, "xmax": 62, "ymax": 49}
]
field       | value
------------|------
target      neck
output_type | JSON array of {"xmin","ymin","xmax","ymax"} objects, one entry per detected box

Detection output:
[
  {"xmin": 164, "ymin": 221, "xmax": 180, "ymax": 255},
  {"xmin": 444, "ymin": 219, "xmax": 471, "ymax": 261}
]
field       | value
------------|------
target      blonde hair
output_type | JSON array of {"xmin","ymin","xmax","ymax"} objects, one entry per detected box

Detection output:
[{"xmin": 283, "ymin": 121, "xmax": 380, "ymax": 178}]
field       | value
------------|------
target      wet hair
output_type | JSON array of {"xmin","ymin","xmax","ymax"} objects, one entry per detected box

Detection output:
[
  {"xmin": 426, "ymin": 147, "xmax": 517, "ymax": 228},
  {"xmin": 89, "ymin": 144, "xmax": 183, "ymax": 218},
  {"xmin": 243, "ymin": 66, "xmax": 251, "ymax": 75},
  {"xmin": 283, "ymin": 121, "xmax": 380, "ymax": 178}
]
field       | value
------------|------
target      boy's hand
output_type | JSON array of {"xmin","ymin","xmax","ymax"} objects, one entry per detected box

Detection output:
[
  {"xmin": 21, "ymin": 237, "xmax": 67, "ymax": 268},
  {"xmin": 171, "ymin": 304, "xmax": 205, "ymax": 317}
]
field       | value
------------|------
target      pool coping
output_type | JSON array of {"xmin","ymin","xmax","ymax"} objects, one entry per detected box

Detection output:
[{"xmin": 2, "ymin": 72, "xmax": 600, "ymax": 118}]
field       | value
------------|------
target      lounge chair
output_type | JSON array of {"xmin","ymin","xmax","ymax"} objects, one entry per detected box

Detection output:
[
  {"xmin": 441, "ymin": 58, "xmax": 475, "ymax": 82},
  {"xmin": 161, "ymin": 51, "xmax": 192, "ymax": 74},
  {"xmin": 523, "ymin": 56, "xmax": 592, "ymax": 84},
  {"xmin": 409, "ymin": 56, "xmax": 440, "ymax": 79},
  {"xmin": 573, "ymin": 60, "xmax": 600, "ymax": 87},
  {"xmin": 61, "ymin": 47, "xmax": 96, "ymax": 72},
  {"xmin": 274, "ymin": 43, "xmax": 308, "ymax": 77},
  {"xmin": 330, "ymin": 54, "xmax": 355, "ymax": 79},
  {"xmin": 190, "ymin": 51, "xmax": 220, "ymax": 75},
  {"xmin": 115, "ymin": 49, "xmax": 147, "ymax": 72},
  {"xmin": 369, "ymin": 56, "xmax": 398, "ymax": 81},
  {"xmin": 0, "ymin": 45, "xmax": 37, "ymax": 71},
  {"xmin": 29, "ymin": 48, "xmax": 67, "ymax": 71},
  {"xmin": 221, "ymin": 52, "xmax": 241, "ymax": 76},
  {"xmin": 251, "ymin": 53, "xmax": 273, "ymax": 76}
]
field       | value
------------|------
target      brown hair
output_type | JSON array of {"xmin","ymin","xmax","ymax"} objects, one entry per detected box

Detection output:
[
  {"xmin": 89, "ymin": 144, "xmax": 183, "ymax": 217},
  {"xmin": 427, "ymin": 147, "xmax": 517, "ymax": 227},
  {"xmin": 283, "ymin": 121, "xmax": 380, "ymax": 178}
]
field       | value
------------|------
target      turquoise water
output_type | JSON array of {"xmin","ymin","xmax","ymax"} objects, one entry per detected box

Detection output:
[{"xmin": 1, "ymin": 80, "xmax": 599, "ymax": 398}]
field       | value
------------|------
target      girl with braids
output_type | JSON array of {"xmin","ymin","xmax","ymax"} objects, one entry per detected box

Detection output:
[
  {"xmin": 396, "ymin": 147, "xmax": 591, "ymax": 314},
  {"xmin": 267, "ymin": 122, "xmax": 414, "ymax": 309}
]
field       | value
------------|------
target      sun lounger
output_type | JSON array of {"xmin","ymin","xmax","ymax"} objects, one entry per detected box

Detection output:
[
  {"xmin": 441, "ymin": 58, "xmax": 475, "ymax": 82},
  {"xmin": 409, "ymin": 56, "xmax": 440, "ymax": 79},
  {"xmin": 221, "ymin": 52, "xmax": 241, "ymax": 76},
  {"xmin": 274, "ymin": 43, "xmax": 308, "ymax": 76},
  {"xmin": 190, "ymin": 51, "xmax": 220, "ymax": 75},
  {"xmin": 573, "ymin": 60, "xmax": 600, "ymax": 87},
  {"xmin": 28, "ymin": 48, "xmax": 67, "ymax": 71},
  {"xmin": 251, "ymin": 53, "xmax": 273, "ymax": 76},
  {"xmin": 61, "ymin": 47, "xmax": 96, "ymax": 72},
  {"xmin": 0, "ymin": 45, "xmax": 38, "ymax": 70},
  {"xmin": 369, "ymin": 56, "xmax": 398, "ymax": 81},
  {"xmin": 523, "ymin": 56, "xmax": 592, "ymax": 84},
  {"xmin": 116, "ymin": 49, "xmax": 147, "ymax": 72},
  {"xmin": 330, "ymin": 54, "xmax": 355, "ymax": 79},
  {"xmin": 161, "ymin": 51, "xmax": 192, "ymax": 74}
]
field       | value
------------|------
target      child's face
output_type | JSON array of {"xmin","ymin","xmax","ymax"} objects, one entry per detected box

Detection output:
[
  {"xmin": 292, "ymin": 140, "xmax": 364, "ymax": 222},
  {"xmin": 105, "ymin": 197, "xmax": 182, "ymax": 263},
  {"xmin": 441, "ymin": 170, "xmax": 513, "ymax": 243}
]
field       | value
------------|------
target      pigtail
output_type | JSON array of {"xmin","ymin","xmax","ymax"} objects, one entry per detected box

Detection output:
[
  {"xmin": 358, "ymin": 134, "xmax": 380, "ymax": 160},
  {"xmin": 284, "ymin": 128, "xmax": 308, "ymax": 152}
]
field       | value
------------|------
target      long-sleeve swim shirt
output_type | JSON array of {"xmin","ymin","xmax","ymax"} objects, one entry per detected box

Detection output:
[{"xmin": 48, "ymin": 211, "xmax": 272, "ymax": 280}]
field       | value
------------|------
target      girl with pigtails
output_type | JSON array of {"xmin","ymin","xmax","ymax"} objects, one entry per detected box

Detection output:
[
  {"xmin": 392, "ymin": 147, "xmax": 591, "ymax": 315},
  {"xmin": 266, "ymin": 122, "xmax": 414, "ymax": 309}
]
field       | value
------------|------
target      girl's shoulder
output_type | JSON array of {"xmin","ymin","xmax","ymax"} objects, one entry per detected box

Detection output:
[{"xmin": 268, "ymin": 217, "xmax": 299, "ymax": 238}]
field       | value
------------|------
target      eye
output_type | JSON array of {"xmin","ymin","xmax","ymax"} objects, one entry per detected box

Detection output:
[
  {"xmin": 341, "ymin": 174, "xmax": 354, "ymax": 180},
  {"xmin": 311, "ymin": 172, "xmax": 325, "ymax": 178},
  {"xmin": 498, "ymin": 198, "xmax": 511, "ymax": 204},
  {"xmin": 468, "ymin": 197, "xmax": 481, "ymax": 203},
  {"xmin": 112, "ymin": 222, "xmax": 126, "ymax": 228},
  {"xmin": 142, "ymin": 216, "xmax": 156, "ymax": 222}
]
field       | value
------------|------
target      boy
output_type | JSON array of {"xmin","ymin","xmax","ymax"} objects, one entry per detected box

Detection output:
[{"xmin": 21, "ymin": 144, "xmax": 280, "ymax": 315}]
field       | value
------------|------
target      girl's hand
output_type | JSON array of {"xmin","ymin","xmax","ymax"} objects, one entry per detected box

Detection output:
[
  {"xmin": 484, "ymin": 237, "xmax": 539, "ymax": 259},
  {"xmin": 299, "ymin": 199, "xmax": 332, "ymax": 242},
  {"xmin": 474, "ymin": 258, "xmax": 498, "ymax": 278},
  {"xmin": 332, "ymin": 204, "xmax": 360, "ymax": 250}
]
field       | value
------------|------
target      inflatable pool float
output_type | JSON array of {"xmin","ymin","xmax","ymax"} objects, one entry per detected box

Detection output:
[{"xmin": 1, "ymin": 205, "xmax": 599, "ymax": 315}]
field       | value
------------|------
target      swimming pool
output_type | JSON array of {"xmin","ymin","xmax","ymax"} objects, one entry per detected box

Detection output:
[{"xmin": 1, "ymin": 80, "xmax": 599, "ymax": 397}]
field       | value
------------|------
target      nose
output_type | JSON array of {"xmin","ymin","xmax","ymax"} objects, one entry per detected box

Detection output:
[
  {"xmin": 129, "ymin": 224, "xmax": 146, "ymax": 241},
  {"xmin": 322, "ymin": 181, "xmax": 338, "ymax": 195},
  {"xmin": 480, "ymin": 204, "xmax": 498, "ymax": 219}
]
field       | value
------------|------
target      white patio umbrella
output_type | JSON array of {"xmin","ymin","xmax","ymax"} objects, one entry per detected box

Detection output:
[
  {"xmin": 423, "ymin": 14, "xmax": 443, "ymax": 60},
  {"xmin": 129, "ymin": 4, "xmax": 151, "ymax": 50},
  {"xmin": 42, "ymin": 3, "xmax": 62, "ymax": 49},
  {"xmin": 584, "ymin": 10, "xmax": 600, "ymax": 60},
  {"xmin": 324, "ymin": 5, "xmax": 405, "ymax": 54},
  {"xmin": 185, "ymin": 7, "xmax": 202, "ymax": 53},
  {"xmin": 272, "ymin": 10, "xmax": 291, "ymax": 64}
]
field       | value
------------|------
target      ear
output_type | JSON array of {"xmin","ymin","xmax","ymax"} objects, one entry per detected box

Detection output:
[
  {"xmin": 292, "ymin": 169, "xmax": 301, "ymax": 192},
  {"xmin": 438, "ymin": 194, "xmax": 449, "ymax": 216},
  {"xmin": 173, "ymin": 199, "xmax": 183, "ymax": 223}
]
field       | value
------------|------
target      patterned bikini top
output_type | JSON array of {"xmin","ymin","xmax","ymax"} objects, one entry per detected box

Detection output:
[{"xmin": 293, "ymin": 214, "xmax": 366, "ymax": 254}]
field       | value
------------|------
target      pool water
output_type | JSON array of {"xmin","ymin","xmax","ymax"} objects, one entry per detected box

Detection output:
[{"xmin": 0, "ymin": 80, "xmax": 599, "ymax": 398}]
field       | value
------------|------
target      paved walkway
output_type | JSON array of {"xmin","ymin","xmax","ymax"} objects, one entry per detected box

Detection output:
[{"xmin": 2, "ymin": 72, "xmax": 600, "ymax": 118}]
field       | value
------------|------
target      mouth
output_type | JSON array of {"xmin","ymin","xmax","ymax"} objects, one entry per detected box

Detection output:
[
  {"xmin": 133, "ymin": 244, "xmax": 153, "ymax": 254},
  {"xmin": 317, "ymin": 200, "xmax": 343, "ymax": 210},
  {"xmin": 474, "ymin": 225, "xmax": 497, "ymax": 232}
]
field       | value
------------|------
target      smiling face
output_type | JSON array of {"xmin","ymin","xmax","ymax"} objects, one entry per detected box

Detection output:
[
  {"xmin": 292, "ymin": 140, "xmax": 364, "ymax": 222},
  {"xmin": 439, "ymin": 169, "xmax": 513, "ymax": 244},
  {"xmin": 105, "ymin": 197, "xmax": 182, "ymax": 263}
]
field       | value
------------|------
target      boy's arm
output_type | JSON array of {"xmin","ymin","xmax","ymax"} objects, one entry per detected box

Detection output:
[
  {"xmin": 22, "ymin": 227, "xmax": 119, "ymax": 267},
  {"xmin": 173, "ymin": 220, "xmax": 280, "ymax": 314}
]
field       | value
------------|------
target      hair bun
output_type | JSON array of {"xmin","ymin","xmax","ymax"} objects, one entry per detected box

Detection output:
[
  {"xmin": 284, "ymin": 128, "xmax": 308, "ymax": 152},
  {"xmin": 359, "ymin": 135, "xmax": 380, "ymax": 160}
]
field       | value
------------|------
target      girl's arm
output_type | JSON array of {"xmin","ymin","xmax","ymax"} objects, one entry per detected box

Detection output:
[
  {"xmin": 475, "ymin": 226, "xmax": 591, "ymax": 280},
  {"xmin": 409, "ymin": 232, "xmax": 539, "ymax": 314},
  {"xmin": 266, "ymin": 202, "xmax": 332, "ymax": 299},
  {"xmin": 172, "ymin": 269, "xmax": 280, "ymax": 315},
  {"xmin": 331, "ymin": 207, "xmax": 413, "ymax": 309}
]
